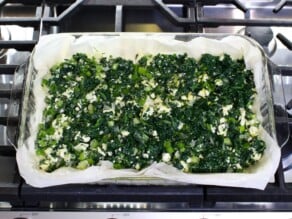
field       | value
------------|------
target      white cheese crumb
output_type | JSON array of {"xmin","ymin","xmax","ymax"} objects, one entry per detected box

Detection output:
[
  {"xmin": 222, "ymin": 104, "xmax": 233, "ymax": 116},
  {"xmin": 215, "ymin": 79, "xmax": 223, "ymax": 86},
  {"xmin": 86, "ymin": 91, "xmax": 97, "ymax": 103},
  {"xmin": 210, "ymin": 125, "xmax": 216, "ymax": 133},
  {"xmin": 102, "ymin": 143, "xmax": 107, "ymax": 151},
  {"xmin": 44, "ymin": 148, "xmax": 53, "ymax": 156},
  {"xmin": 107, "ymin": 151, "xmax": 113, "ymax": 156},
  {"xmin": 217, "ymin": 117, "xmax": 228, "ymax": 136},
  {"xmin": 198, "ymin": 73, "xmax": 209, "ymax": 82},
  {"xmin": 162, "ymin": 153, "xmax": 171, "ymax": 162},
  {"xmin": 198, "ymin": 88, "xmax": 210, "ymax": 98},
  {"xmin": 115, "ymin": 96, "xmax": 125, "ymax": 107},
  {"xmin": 236, "ymin": 163, "xmax": 242, "ymax": 169},
  {"xmin": 252, "ymin": 152, "xmax": 262, "ymax": 161},
  {"xmin": 40, "ymin": 160, "xmax": 50, "ymax": 171},
  {"xmin": 181, "ymin": 95, "xmax": 187, "ymax": 100},
  {"xmin": 57, "ymin": 147, "xmax": 67, "ymax": 159},
  {"xmin": 150, "ymin": 93, "xmax": 156, "ymax": 99},
  {"xmin": 121, "ymin": 130, "xmax": 130, "ymax": 137},
  {"xmin": 157, "ymin": 105, "xmax": 171, "ymax": 114},
  {"xmin": 97, "ymin": 147, "xmax": 106, "ymax": 156},
  {"xmin": 249, "ymin": 126, "xmax": 259, "ymax": 137},
  {"xmin": 135, "ymin": 163, "xmax": 141, "ymax": 170},
  {"xmin": 178, "ymin": 122, "xmax": 184, "ymax": 130},
  {"xmin": 180, "ymin": 161, "xmax": 189, "ymax": 172},
  {"xmin": 62, "ymin": 88, "xmax": 73, "ymax": 98},
  {"xmin": 76, "ymin": 76, "xmax": 83, "ymax": 81},
  {"xmin": 74, "ymin": 143, "xmax": 89, "ymax": 151},
  {"xmin": 82, "ymin": 136, "xmax": 91, "ymax": 143},
  {"xmin": 239, "ymin": 108, "xmax": 246, "ymax": 126}
]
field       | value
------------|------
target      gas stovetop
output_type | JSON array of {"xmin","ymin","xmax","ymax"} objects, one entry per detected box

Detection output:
[{"xmin": 0, "ymin": 0, "xmax": 292, "ymax": 211}]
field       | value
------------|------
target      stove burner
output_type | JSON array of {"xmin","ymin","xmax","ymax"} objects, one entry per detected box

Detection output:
[{"xmin": 243, "ymin": 26, "xmax": 277, "ymax": 57}]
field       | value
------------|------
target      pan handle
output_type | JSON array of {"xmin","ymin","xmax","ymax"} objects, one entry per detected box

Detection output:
[
  {"xmin": 6, "ymin": 61, "xmax": 29, "ymax": 150},
  {"xmin": 268, "ymin": 61, "xmax": 290, "ymax": 148}
]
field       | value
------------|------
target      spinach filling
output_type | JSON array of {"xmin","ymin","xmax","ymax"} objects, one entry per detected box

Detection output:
[{"xmin": 36, "ymin": 53, "xmax": 266, "ymax": 173}]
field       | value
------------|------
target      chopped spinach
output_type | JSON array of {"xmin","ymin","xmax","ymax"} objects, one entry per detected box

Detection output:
[{"xmin": 36, "ymin": 52, "xmax": 265, "ymax": 173}]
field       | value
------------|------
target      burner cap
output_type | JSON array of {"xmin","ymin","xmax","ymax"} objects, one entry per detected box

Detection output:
[{"xmin": 245, "ymin": 26, "xmax": 274, "ymax": 47}]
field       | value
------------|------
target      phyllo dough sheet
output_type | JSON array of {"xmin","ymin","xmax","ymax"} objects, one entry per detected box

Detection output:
[{"xmin": 16, "ymin": 33, "xmax": 280, "ymax": 189}]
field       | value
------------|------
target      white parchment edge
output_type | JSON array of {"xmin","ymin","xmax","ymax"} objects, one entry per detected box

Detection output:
[{"xmin": 16, "ymin": 33, "xmax": 280, "ymax": 189}]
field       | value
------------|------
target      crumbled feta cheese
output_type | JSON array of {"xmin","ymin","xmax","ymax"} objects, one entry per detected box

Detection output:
[
  {"xmin": 210, "ymin": 125, "xmax": 216, "ymax": 133},
  {"xmin": 222, "ymin": 104, "xmax": 233, "ymax": 116},
  {"xmin": 101, "ymin": 143, "xmax": 107, "ymax": 151},
  {"xmin": 115, "ymin": 96, "xmax": 125, "ymax": 107},
  {"xmin": 215, "ymin": 79, "xmax": 223, "ymax": 86},
  {"xmin": 162, "ymin": 153, "xmax": 171, "ymax": 162},
  {"xmin": 181, "ymin": 95, "xmax": 187, "ymax": 100},
  {"xmin": 135, "ymin": 163, "xmax": 141, "ymax": 170},
  {"xmin": 74, "ymin": 131, "xmax": 81, "ymax": 141},
  {"xmin": 217, "ymin": 124, "xmax": 228, "ymax": 136},
  {"xmin": 198, "ymin": 73, "xmax": 209, "ymax": 82},
  {"xmin": 62, "ymin": 88, "xmax": 73, "ymax": 98},
  {"xmin": 249, "ymin": 126, "xmax": 259, "ymax": 137},
  {"xmin": 236, "ymin": 163, "xmax": 242, "ymax": 169},
  {"xmin": 157, "ymin": 105, "xmax": 171, "ymax": 114},
  {"xmin": 198, "ymin": 88, "xmax": 210, "ymax": 98},
  {"xmin": 180, "ymin": 161, "xmax": 189, "ymax": 172},
  {"xmin": 178, "ymin": 122, "xmax": 184, "ymax": 130},
  {"xmin": 57, "ymin": 147, "xmax": 67, "ymax": 159},
  {"xmin": 217, "ymin": 117, "xmax": 228, "ymax": 136},
  {"xmin": 239, "ymin": 108, "xmax": 246, "ymax": 126},
  {"xmin": 40, "ymin": 160, "xmax": 50, "ymax": 171},
  {"xmin": 97, "ymin": 147, "xmax": 106, "ymax": 156},
  {"xmin": 74, "ymin": 143, "xmax": 89, "ymax": 151},
  {"xmin": 107, "ymin": 151, "xmax": 113, "ymax": 156},
  {"xmin": 103, "ymin": 104, "xmax": 115, "ymax": 113},
  {"xmin": 142, "ymin": 96, "xmax": 171, "ymax": 116},
  {"xmin": 187, "ymin": 92, "xmax": 197, "ymax": 106},
  {"xmin": 172, "ymin": 100, "xmax": 184, "ymax": 107},
  {"xmin": 82, "ymin": 136, "xmax": 91, "ymax": 143},
  {"xmin": 170, "ymin": 89, "xmax": 178, "ymax": 96},
  {"xmin": 75, "ymin": 76, "xmax": 83, "ymax": 81},
  {"xmin": 121, "ymin": 130, "xmax": 130, "ymax": 137},
  {"xmin": 44, "ymin": 147, "xmax": 53, "ymax": 156},
  {"xmin": 252, "ymin": 152, "xmax": 262, "ymax": 161},
  {"xmin": 52, "ymin": 127, "xmax": 63, "ymax": 141},
  {"xmin": 86, "ymin": 91, "xmax": 97, "ymax": 103}
]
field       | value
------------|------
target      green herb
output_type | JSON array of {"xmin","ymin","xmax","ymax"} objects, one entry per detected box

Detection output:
[{"xmin": 36, "ymin": 53, "xmax": 265, "ymax": 173}]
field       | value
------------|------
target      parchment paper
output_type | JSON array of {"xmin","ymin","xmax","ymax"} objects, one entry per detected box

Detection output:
[{"xmin": 16, "ymin": 33, "xmax": 280, "ymax": 189}]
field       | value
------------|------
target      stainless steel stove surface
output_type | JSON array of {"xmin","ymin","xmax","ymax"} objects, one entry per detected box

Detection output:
[{"xmin": 0, "ymin": 0, "xmax": 292, "ymax": 213}]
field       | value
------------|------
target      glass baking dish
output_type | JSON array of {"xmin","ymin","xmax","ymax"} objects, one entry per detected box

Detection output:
[{"xmin": 9, "ymin": 33, "xmax": 288, "ymax": 189}]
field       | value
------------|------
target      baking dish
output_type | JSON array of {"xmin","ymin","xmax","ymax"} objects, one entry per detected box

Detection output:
[{"xmin": 12, "ymin": 33, "xmax": 283, "ymax": 189}]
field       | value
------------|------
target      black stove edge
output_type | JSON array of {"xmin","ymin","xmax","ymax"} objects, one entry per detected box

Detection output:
[
  {"xmin": 17, "ymin": 183, "xmax": 292, "ymax": 209},
  {"xmin": 19, "ymin": 183, "xmax": 203, "ymax": 207}
]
